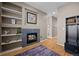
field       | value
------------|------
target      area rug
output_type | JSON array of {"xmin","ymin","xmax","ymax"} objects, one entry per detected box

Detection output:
[{"xmin": 16, "ymin": 45, "xmax": 60, "ymax": 56}]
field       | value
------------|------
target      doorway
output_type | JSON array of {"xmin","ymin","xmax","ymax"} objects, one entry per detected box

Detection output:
[{"xmin": 52, "ymin": 16, "xmax": 57, "ymax": 38}]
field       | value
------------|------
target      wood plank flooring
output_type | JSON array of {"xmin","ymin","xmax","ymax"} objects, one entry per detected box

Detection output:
[
  {"xmin": 0, "ymin": 38, "xmax": 72, "ymax": 56},
  {"xmin": 41, "ymin": 38, "xmax": 72, "ymax": 56}
]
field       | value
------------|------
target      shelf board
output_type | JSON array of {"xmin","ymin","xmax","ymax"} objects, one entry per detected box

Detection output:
[
  {"xmin": 1, "ymin": 34, "xmax": 21, "ymax": 37},
  {"xmin": 2, "ymin": 23, "xmax": 22, "ymax": 28},
  {"xmin": 1, "ymin": 40, "xmax": 22, "ymax": 45},
  {"xmin": 1, "ymin": 15, "xmax": 22, "ymax": 20},
  {"xmin": 66, "ymin": 23, "xmax": 76, "ymax": 25},
  {"xmin": 1, "ymin": 7, "xmax": 22, "ymax": 15},
  {"xmin": 77, "ymin": 22, "xmax": 79, "ymax": 24}
]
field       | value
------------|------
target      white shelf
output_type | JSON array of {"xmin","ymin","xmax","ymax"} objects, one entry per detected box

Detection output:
[
  {"xmin": 2, "ymin": 23, "xmax": 22, "ymax": 28},
  {"xmin": 66, "ymin": 23, "xmax": 76, "ymax": 25},
  {"xmin": 1, "ymin": 34, "xmax": 22, "ymax": 37},
  {"xmin": 1, "ymin": 7, "xmax": 22, "ymax": 15},
  {"xmin": 1, "ymin": 40, "xmax": 22, "ymax": 45},
  {"xmin": 1, "ymin": 15, "xmax": 22, "ymax": 20},
  {"xmin": 77, "ymin": 22, "xmax": 79, "ymax": 24}
]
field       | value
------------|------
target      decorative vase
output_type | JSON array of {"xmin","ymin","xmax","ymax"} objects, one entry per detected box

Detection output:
[{"xmin": 11, "ymin": 19, "xmax": 15, "ymax": 24}]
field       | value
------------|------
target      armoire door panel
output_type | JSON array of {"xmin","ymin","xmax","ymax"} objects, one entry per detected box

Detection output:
[
  {"xmin": 67, "ymin": 25, "xmax": 77, "ymax": 45},
  {"xmin": 77, "ymin": 25, "xmax": 79, "ymax": 46}
]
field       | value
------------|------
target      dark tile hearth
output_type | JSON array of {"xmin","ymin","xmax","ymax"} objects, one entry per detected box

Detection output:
[{"xmin": 16, "ymin": 45, "xmax": 60, "ymax": 56}]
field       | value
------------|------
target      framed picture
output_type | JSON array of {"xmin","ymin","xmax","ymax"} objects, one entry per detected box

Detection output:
[{"xmin": 27, "ymin": 12, "xmax": 37, "ymax": 24}]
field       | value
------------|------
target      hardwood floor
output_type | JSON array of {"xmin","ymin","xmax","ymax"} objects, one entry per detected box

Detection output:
[
  {"xmin": 0, "ymin": 38, "xmax": 72, "ymax": 56},
  {"xmin": 41, "ymin": 38, "xmax": 71, "ymax": 56}
]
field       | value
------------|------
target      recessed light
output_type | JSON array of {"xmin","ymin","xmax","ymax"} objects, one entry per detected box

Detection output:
[{"xmin": 52, "ymin": 11, "xmax": 56, "ymax": 15}]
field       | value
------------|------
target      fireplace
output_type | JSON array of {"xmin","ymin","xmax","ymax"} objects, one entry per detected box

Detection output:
[
  {"xmin": 27, "ymin": 33, "xmax": 37, "ymax": 44},
  {"xmin": 22, "ymin": 29, "xmax": 40, "ymax": 47}
]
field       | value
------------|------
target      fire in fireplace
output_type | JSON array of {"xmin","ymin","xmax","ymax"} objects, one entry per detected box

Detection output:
[{"xmin": 27, "ymin": 33, "xmax": 37, "ymax": 44}]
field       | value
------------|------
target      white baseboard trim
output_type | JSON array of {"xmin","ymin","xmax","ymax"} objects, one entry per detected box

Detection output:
[
  {"xmin": 40, "ymin": 39, "xmax": 48, "ymax": 42},
  {"xmin": 47, "ymin": 37, "xmax": 57, "ymax": 39},
  {"xmin": 56, "ymin": 43, "xmax": 64, "ymax": 47},
  {"xmin": 0, "ymin": 47, "xmax": 22, "ymax": 55}
]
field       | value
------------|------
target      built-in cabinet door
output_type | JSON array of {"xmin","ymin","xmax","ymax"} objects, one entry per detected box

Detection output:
[
  {"xmin": 67, "ymin": 25, "xmax": 77, "ymax": 46},
  {"xmin": 77, "ymin": 25, "xmax": 79, "ymax": 46}
]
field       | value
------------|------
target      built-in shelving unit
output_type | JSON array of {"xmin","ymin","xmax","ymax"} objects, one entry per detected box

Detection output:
[
  {"xmin": 0, "ymin": 2, "xmax": 22, "ymax": 52},
  {"xmin": 0, "ymin": 3, "xmax": 2, "ymax": 52},
  {"xmin": 65, "ymin": 16, "xmax": 79, "ymax": 55}
]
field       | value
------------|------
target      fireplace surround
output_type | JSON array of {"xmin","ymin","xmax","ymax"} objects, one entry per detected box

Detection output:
[{"xmin": 22, "ymin": 29, "xmax": 40, "ymax": 47}]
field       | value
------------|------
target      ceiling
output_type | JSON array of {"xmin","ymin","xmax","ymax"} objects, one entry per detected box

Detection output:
[{"xmin": 25, "ymin": 2, "xmax": 68, "ymax": 15}]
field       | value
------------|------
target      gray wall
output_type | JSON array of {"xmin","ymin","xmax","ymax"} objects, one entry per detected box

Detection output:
[
  {"xmin": 12, "ymin": 2, "xmax": 47, "ymax": 41},
  {"xmin": 57, "ymin": 2, "xmax": 79, "ymax": 45}
]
